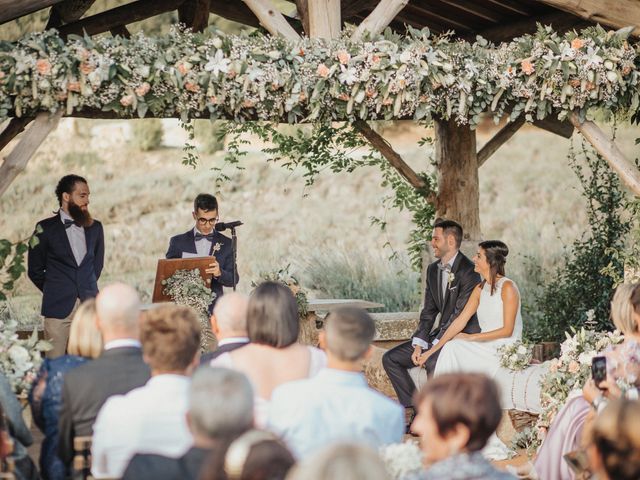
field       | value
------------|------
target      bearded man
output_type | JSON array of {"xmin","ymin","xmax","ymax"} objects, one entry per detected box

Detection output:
[{"xmin": 28, "ymin": 174, "xmax": 105, "ymax": 357}]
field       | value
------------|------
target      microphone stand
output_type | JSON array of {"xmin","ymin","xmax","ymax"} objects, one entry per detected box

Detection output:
[{"xmin": 230, "ymin": 226, "xmax": 238, "ymax": 291}]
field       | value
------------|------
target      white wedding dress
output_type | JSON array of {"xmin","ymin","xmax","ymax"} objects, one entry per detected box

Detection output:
[
  {"xmin": 434, "ymin": 276, "xmax": 522, "ymax": 378},
  {"xmin": 433, "ymin": 276, "xmax": 522, "ymax": 461}
]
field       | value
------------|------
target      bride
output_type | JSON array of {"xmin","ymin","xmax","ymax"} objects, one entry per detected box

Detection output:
[{"xmin": 417, "ymin": 240, "xmax": 522, "ymax": 379}]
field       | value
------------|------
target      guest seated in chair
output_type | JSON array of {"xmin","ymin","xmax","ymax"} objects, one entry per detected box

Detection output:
[
  {"xmin": 268, "ymin": 307, "xmax": 403, "ymax": 458},
  {"xmin": 91, "ymin": 304, "xmax": 202, "ymax": 479},
  {"xmin": 29, "ymin": 299, "xmax": 102, "ymax": 480},
  {"xmin": 211, "ymin": 282, "xmax": 326, "ymax": 426},
  {"xmin": 200, "ymin": 292, "xmax": 249, "ymax": 364},
  {"xmin": 123, "ymin": 367, "xmax": 255, "ymax": 480},
  {"xmin": 412, "ymin": 373, "xmax": 515, "ymax": 480},
  {"xmin": 286, "ymin": 444, "xmax": 389, "ymax": 480}
]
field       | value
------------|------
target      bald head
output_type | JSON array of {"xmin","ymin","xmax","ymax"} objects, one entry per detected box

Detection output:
[
  {"xmin": 96, "ymin": 283, "xmax": 141, "ymax": 340},
  {"xmin": 211, "ymin": 292, "xmax": 248, "ymax": 339}
]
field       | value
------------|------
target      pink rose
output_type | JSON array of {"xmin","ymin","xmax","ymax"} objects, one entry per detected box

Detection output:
[
  {"xmin": 521, "ymin": 60, "xmax": 535, "ymax": 75},
  {"xmin": 568, "ymin": 361, "xmax": 580, "ymax": 373},
  {"xmin": 337, "ymin": 50, "xmax": 350, "ymax": 65},
  {"xmin": 80, "ymin": 61, "xmax": 95, "ymax": 75},
  {"xmin": 316, "ymin": 63, "xmax": 330, "ymax": 78},
  {"xmin": 135, "ymin": 82, "xmax": 150, "ymax": 97},
  {"xmin": 185, "ymin": 82, "xmax": 200, "ymax": 93},
  {"xmin": 176, "ymin": 62, "xmax": 191, "ymax": 75},
  {"xmin": 120, "ymin": 94, "xmax": 135, "ymax": 107},
  {"xmin": 36, "ymin": 59, "xmax": 51, "ymax": 75}
]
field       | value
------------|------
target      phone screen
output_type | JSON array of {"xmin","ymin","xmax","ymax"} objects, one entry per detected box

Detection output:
[{"xmin": 592, "ymin": 356, "xmax": 607, "ymax": 387}]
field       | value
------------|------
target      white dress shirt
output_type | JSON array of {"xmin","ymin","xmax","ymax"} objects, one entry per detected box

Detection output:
[
  {"xmin": 412, "ymin": 251, "xmax": 459, "ymax": 349},
  {"xmin": 217, "ymin": 337, "xmax": 249, "ymax": 347},
  {"xmin": 103, "ymin": 338, "xmax": 142, "ymax": 350},
  {"xmin": 91, "ymin": 374, "xmax": 193, "ymax": 478},
  {"xmin": 60, "ymin": 210, "xmax": 87, "ymax": 265},
  {"xmin": 267, "ymin": 368, "xmax": 404, "ymax": 459}
]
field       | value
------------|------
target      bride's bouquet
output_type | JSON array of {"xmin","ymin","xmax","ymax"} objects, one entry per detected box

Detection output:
[{"xmin": 498, "ymin": 341, "xmax": 533, "ymax": 371}]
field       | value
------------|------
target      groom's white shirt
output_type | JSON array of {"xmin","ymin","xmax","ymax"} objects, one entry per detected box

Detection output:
[{"xmin": 412, "ymin": 251, "xmax": 459, "ymax": 350}]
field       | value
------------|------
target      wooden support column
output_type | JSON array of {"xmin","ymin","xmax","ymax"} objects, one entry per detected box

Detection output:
[
  {"xmin": 0, "ymin": 118, "xmax": 34, "ymax": 153},
  {"xmin": 308, "ymin": 0, "xmax": 341, "ymax": 39},
  {"xmin": 434, "ymin": 118, "xmax": 481, "ymax": 241},
  {"xmin": 570, "ymin": 112, "xmax": 640, "ymax": 196},
  {"xmin": 0, "ymin": 112, "xmax": 62, "ymax": 197},
  {"xmin": 242, "ymin": 0, "xmax": 301, "ymax": 40},
  {"xmin": 294, "ymin": 0, "xmax": 309, "ymax": 35},
  {"xmin": 477, "ymin": 116, "xmax": 525, "ymax": 167},
  {"xmin": 178, "ymin": 0, "xmax": 211, "ymax": 32},
  {"xmin": 351, "ymin": 0, "xmax": 409, "ymax": 41}
]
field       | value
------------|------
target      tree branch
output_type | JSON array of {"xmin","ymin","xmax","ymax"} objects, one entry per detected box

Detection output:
[{"xmin": 351, "ymin": 0, "xmax": 409, "ymax": 41}]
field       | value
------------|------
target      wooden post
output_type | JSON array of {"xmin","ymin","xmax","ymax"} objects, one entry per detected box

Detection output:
[
  {"xmin": 308, "ymin": 0, "xmax": 341, "ymax": 39},
  {"xmin": 294, "ymin": 0, "xmax": 309, "ymax": 35},
  {"xmin": 0, "ymin": 118, "xmax": 34, "ymax": 153},
  {"xmin": 569, "ymin": 112, "xmax": 640, "ymax": 196},
  {"xmin": 434, "ymin": 118, "xmax": 481, "ymax": 242},
  {"xmin": 178, "ymin": 0, "xmax": 211, "ymax": 32},
  {"xmin": 242, "ymin": 0, "xmax": 301, "ymax": 41},
  {"xmin": 0, "ymin": 112, "xmax": 62, "ymax": 197},
  {"xmin": 351, "ymin": 0, "xmax": 409, "ymax": 41}
]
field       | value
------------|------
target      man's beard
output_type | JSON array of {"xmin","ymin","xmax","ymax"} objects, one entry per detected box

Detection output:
[{"xmin": 68, "ymin": 201, "xmax": 93, "ymax": 227}]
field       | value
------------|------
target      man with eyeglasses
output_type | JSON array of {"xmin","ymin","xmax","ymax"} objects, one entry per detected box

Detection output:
[{"xmin": 166, "ymin": 194, "xmax": 238, "ymax": 308}]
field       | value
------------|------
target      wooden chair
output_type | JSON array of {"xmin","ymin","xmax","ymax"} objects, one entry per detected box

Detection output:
[{"xmin": 73, "ymin": 436, "xmax": 93, "ymax": 480}]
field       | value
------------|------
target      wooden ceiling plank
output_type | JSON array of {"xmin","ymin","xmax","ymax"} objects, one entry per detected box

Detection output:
[
  {"xmin": 434, "ymin": 0, "xmax": 504, "ymax": 23},
  {"xmin": 535, "ymin": 0, "xmax": 640, "ymax": 35},
  {"xmin": 403, "ymin": 4, "xmax": 474, "ymax": 32},
  {"xmin": 178, "ymin": 0, "xmax": 212, "ymax": 32},
  {"xmin": 0, "ymin": 0, "xmax": 64, "ymax": 25},
  {"xmin": 57, "ymin": 0, "xmax": 186, "ymax": 37},
  {"xmin": 478, "ymin": 11, "xmax": 587, "ymax": 42}
]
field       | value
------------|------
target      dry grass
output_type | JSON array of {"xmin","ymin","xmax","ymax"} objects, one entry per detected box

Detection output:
[{"xmin": 1, "ymin": 118, "xmax": 637, "ymax": 327}]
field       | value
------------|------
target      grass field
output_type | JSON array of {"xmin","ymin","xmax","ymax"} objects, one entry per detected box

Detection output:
[{"xmin": 1, "ymin": 117, "xmax": 637, "ymax": 329}]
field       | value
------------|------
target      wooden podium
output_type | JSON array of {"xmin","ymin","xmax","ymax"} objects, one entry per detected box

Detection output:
[{"xmin": 152, "ymin": 257, "xmax": 215, "ymax": 302}]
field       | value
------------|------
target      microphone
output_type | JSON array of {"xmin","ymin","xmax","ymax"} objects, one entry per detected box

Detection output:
[{"xmin": 215, "ymin": 220, "xmax": 243, "ymax": 232}]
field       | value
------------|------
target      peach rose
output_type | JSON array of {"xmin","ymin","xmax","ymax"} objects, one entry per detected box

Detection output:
[
  {"xmin": 383, "ymin": 97, "xmax": 393, "ymax": 106},
  {"xmin": 36, "ymin": 59, "xmax": 51, "ymax": 75},
  {"xmin": 521, "ymin": 60, "xmax": 535, "ymax": 75},
  {"xmin": 177, "ymin": 62, "xmax": 190, "ymax": 75},
  {"xmin": 371, "ymin": 54, "xmax": 380, "ymax": 64},
  {"xmin": 316, "ymin": 63, "xmax": 330, "ymax": 78},
  {"xmin": 67, "ymin": 81, "xmax": 81, "ymax": 92},
  {"xmin": 568, "ymin": 360, "xmax": 580, "ymax": 374},
  {"xmin": 80, "ymin": 61, "xmax": 95, "ymax": 75},
  {"xmin": 338, "ymin": 93, "xmax": 349, "ymax": 101},
  {"xmin": 298, "ymin": 92, "xmax": 306, "ymax": 101},
  {"xmin": 299, "ymin": 48, "xmax": 305, "ymax": 56},
  {"xmin": 135, "ymin": 82, "xmax": 150, "ymax": 97},
  {"xmin": 56, "ymin": 92, "xmax": 68, "ymax": 101},
  {"xmin": 570, "ymin": 79, "xmax": 581, "ymax": 88},
  {"xmin": 209, "ymin": 95, "xmax": 219, "ymax": 104},
  {"xmin": 622, "ymin": 65, "xmax": 632, "ymax": 76},
  {"xmin": 366, "ymin": 88, "xmax": 377, "ymax": 98},
  {"xmin": 585, "ymin": 81, "xmax": 596, "ymax": 91},
  {"xmin": 242, "ymin": 99, "xmax": 255, "ymax": 108},
  {"xmin": 185, "ymin": 82, "xmax": 200, "ymax": 93},
  {"xmin": 337, "ymin": 50, "xmax": 351, "ymax": 65},
  {"xmin": 571, "ymin": 38, "xmax": 584, "ymax": 50},
  {"xmin": 120, "ymin": 94, "xmax": 135, "ymax": 107}
]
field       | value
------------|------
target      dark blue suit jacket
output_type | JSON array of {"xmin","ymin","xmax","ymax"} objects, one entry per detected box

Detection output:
[
  {"xmin": 165, "ymin": 229, "xmax": 238, "ymax": 304},
  {"xmin": 27, "ymin": 213, "xmax": 105, "ymax": 319}
]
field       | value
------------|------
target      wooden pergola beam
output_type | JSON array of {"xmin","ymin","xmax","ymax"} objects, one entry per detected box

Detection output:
[
  {"xmin": 0, "ymin": 112, "xmax": 62, "ymax": 197},
  {"xmin": 569, "ymin": 112, "xmax": 640, "ymax": 196},
  {"xmin": 294, "ymin": 0, "xmax": 310, "ymax": 35},
  {"xmin": 242, "ymin": 0, "xmax": 301, "ymax": 40},
  {"xmin": 308, "ymin": 0, "xmax": 341, "ymax": 39},
  {"xmin": 352, "ymin": 0, "xmax": 409, "ymax": 41},
  {"xmin": 354, "ymin": 120, "xmax": 435, "ymax": 203},
  {"xmin": 536, "ymin": 0, "xmax": 640, "ymax": 36},
  {"xmin": 532, "ymin": 116, "xmax": 574, "ymax": 138},
  {"xmin": 0, "ymin": 117, "xmax": 34, "ymax": 153},
  {"xmin": 178, "ymin": 0, "xmax": 212, "ymax": 32},
  {"xmin": 0, "ymin": 0, "xmax": 63, "ymax": 25},
  {"xmin": 476, "ymin": 11, "xmax": 588, "ymax": 43},
  {"xmin": 46, "ymin": 0, "xmax": 96, "ymax": 28},
  {"xmin": 57, "ymin": 0, "xmax": 186, "ymax": 37},
  {"xmin": 477, "ymin": 116, "xmax": 525, "ymax": 167}
]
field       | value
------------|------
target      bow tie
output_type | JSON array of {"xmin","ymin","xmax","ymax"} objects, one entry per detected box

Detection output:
[
  {"xmin": 63, "ymin": 219, "xmax": 76, "ymax": 229},
  {"xmin": 195, "ymin": 232, "xmax": 215, "ymax": 242},
  {"xmin": 437, "ymin": 263, "xmax": 451, "ymax": 272}
]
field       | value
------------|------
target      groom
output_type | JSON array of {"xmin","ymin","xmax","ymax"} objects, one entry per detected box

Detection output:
[{"xmin": 382, "ymin": 220, "xmax": 481, "ymax": 414}]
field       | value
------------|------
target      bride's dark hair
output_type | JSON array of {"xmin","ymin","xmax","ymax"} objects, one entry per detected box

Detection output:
[{"xmin": 478, "ymin": 240, "xmax": 509, "ymax": 295}]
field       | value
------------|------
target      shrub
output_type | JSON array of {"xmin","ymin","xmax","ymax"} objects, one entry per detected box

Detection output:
[
  {"xmin": 525, "ymin": 142, "xmax": 631, "ymax": 342},
  {"xmin": 131, "ymin": 119, "xmax": 163, "ymax": 151},
  {"xmin": 194, "ymin": 119, "xmax": 226, "ymax": 154},
  {"xmin": 301, "ymin": 248, "xmax": 421, "ymax": 312}
]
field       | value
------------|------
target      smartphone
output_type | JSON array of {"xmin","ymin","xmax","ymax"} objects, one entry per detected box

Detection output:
[{"xmin": 591, "ymin": 356, "xmax": 607, "ymax": 387}]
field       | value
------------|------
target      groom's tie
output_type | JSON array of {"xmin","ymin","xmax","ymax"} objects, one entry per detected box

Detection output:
[
  {"xmin": 195, "ymin": 232, "xmax": 215, "ymax": 242},
  {"xmin": 437, "ymin": 263, "xmax": 449, "ymax": 305}
]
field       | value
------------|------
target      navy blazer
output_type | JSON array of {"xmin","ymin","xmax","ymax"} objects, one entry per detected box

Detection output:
[
  {"xmin": 166, "ymin": 229, "xmax": 238, "ymax": 303},
  {"xmin": 413, "ymin": 252, "xmax": 481, "ymax": 343},
  {"xmin": 27, "ymin": 213, "xmax": 105, "ymax": 319}
]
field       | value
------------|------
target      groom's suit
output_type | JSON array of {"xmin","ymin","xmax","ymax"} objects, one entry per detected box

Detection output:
[{"xmin": 382, "ymin": 252, "xmax": 481, "ymax": 407}]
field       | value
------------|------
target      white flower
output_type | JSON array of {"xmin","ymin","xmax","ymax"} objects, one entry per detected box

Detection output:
[
  {"xmin": 517, "ymin": 345, "xmax": 528, "ymax": 355},
  {"xmin": 338, "ymin": 65, "xmax": 358, "ymax": 85},
  {"xmin": 380, "ymin": 442, "xmax": 423, "ymax": 479},
  {"xmin": 204, "ymin": 49, "xmax": 231, "ymax": 76},
  {"xmin": 8, "ymin": 345, "xmax": 30, "ymax": 367},
  {"xmin": 212, "ymin": 242, "xmax": 222, "ymax": 253}
]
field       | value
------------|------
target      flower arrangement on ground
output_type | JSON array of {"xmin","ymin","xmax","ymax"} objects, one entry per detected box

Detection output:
[
  {"xmin": 0, "ymin": 304, "xmax": 51, "ymax": 395},
  {"xmin": 498, "ymin": 341, "xmax": 534, "ymax": 371},
  {"xmin": 380, "ymin": 441, "xmax": 423, "ymax": 480},
  {"xmin": 253, "ymin": 265, "xmax": 308, "ymax": 317}
]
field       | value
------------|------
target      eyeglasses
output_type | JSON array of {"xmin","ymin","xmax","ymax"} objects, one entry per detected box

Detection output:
[{"xmin": 197, "ymin": 217, "xmax": 218, "ymax": 225}]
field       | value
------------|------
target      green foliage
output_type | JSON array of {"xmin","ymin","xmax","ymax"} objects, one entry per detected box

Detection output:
[
  {"xmin": 131, "ymin": 119, "xmax": 164, "ymax": 151},
  {"xmin": 525, "ymin": 142, "xmax": 632, "ymax": 342},
  {"xmin": 179, "ymin": 120, "xmax": 198, "ymax": 167},
  {"xmin": 0, "ymin": 228, "xmax": 40, "ymax": 301},
  {"xmin": 302, "ymin": 248, "xmax": 422, "ymax": 313},
  {"xmin": 221, "ymin": 120, "xmax": 437, "ymax": 270}
]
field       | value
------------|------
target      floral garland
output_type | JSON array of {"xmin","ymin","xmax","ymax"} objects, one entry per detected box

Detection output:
[
  {"xmin": 0, "ymin": 304, "xmax": 51, "ymax": 395},
  {"xmin": 0, "ymin": 24, "xmax": 638, "ymax": 125}
]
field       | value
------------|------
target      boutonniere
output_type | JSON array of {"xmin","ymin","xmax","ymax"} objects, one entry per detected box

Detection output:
[
  {"xmin": 447, "ymin": 269, "xmax": 455, "ymax": 289},
  {"xmin": 212, "ymin": 242, "xmax": 222, "ymax": 253}
]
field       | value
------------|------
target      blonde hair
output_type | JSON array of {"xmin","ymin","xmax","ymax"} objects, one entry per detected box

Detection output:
[
  {"xmin": 591, "ymin": 399, "xmax": 640, "ymax": 479},
  {"xmin": 68, "ymin": 299, "xmax": 103, "ymax": 358},
  {"xmin": 610, "ymin": 283, "xmax": 639, "ymax": 335}
]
